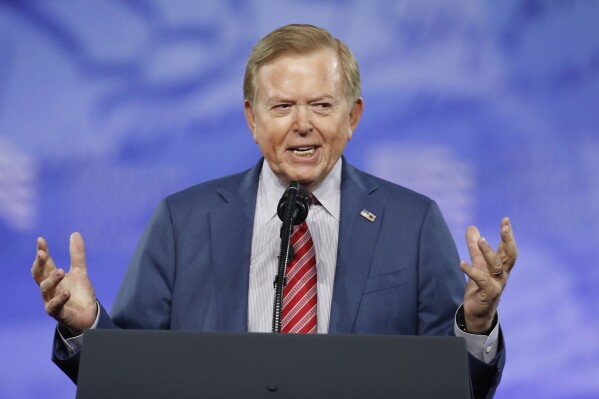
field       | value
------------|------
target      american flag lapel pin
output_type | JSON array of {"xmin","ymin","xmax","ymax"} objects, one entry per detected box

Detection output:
[{"xmin": 360, "ymin": 209, "xmax": 376, "ymax": 222}]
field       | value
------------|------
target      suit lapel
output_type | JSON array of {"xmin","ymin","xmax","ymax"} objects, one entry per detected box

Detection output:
[
  {"xmin": 209, "ymin": 161, "xmax": 262, "ymax": 332},
  {"xmin": 329, "ymin": 161, "xmax": 383, "ymax": 334},
  {"xmin": 207, "ymin": 159, "xmax": 381, "ymax": 333}
]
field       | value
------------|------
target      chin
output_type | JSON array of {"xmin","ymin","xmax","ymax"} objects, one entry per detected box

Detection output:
[
  {"xmin": 288, "ymin": 171, "xmax": 318, "ymax": 184},
  {"xmin": 278, "ymin": 164, "xmax": 326, "ymax": 188}
]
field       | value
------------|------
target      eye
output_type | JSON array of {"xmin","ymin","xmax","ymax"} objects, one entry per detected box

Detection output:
[
  {"xmin": 314, "ymin": 103, "xmax": 332, "ymax": 109},
  {"xmin": 273, "ymin": 103, "xmax": 292, "ymax": 110}
]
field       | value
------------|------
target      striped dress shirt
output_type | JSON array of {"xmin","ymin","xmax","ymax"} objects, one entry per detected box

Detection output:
[{"xmin": 247, "ymin": 159, "xmax": 341, "ymax": 334}]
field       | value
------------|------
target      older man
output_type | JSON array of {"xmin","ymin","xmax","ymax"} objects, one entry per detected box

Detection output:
[{"xmin": 33, "ymin": 24, "xmax": 517, "ymax": 399}]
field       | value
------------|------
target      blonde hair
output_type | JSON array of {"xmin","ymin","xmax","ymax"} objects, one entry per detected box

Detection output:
[{"xmin": 243, "ymin": 24, "xmax": 361, "ymax": 106}]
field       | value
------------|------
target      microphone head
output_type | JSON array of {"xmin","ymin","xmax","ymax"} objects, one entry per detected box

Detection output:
[{"xmin": 277, "ymin": 181, "xmax": 310, "ymax": 225}]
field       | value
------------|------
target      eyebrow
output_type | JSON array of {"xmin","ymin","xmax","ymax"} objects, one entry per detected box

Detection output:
[
  {"xmin": 265, "ymin": 94, "xmax": 335, "ymax": 104},
  {"xmin": 308, "ymin": 95, "xmax": 335, "ymax": 102}
]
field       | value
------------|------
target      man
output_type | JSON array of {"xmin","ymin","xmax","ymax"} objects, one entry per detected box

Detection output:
[{"xmin": 32, "ymin": 24, "xmax": 517, "ymax": 399}]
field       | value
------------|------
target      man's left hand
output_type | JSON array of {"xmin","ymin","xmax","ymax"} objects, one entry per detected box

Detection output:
[{"xmin": 460, "ymin": 217, "xmax": 518, "ymax": 333}]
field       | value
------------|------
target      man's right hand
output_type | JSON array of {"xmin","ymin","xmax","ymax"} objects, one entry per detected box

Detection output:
[{"xmin": 31, "ymin": 232, "xmax": 98, "ymax": 336}]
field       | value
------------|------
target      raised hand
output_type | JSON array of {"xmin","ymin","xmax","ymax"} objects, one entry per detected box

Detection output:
[
  {"xmin": 460, "ymin": 217, "xmax": 518, "ymax": 332},
  {"xmin": 31, "ymin": 232, "xmax": 98, "ymax": 335}
]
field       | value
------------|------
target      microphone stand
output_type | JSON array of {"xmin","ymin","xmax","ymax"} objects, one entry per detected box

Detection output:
[{"xmin": 272, "ymin": 181, "xmax": 309, "ymax": 333}]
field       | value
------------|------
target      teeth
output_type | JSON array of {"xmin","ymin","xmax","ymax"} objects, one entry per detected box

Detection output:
[{"xmin": 293, "ymin": 147, "xmax": 315, "ymax": 156}]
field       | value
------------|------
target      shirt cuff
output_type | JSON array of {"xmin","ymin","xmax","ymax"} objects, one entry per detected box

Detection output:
[
  {"xmin": 454, "ymin": 308, "xmax": 499, "ymax": 364},
  {"xmin": 57, "ymin": 301, "xmax": 100, "ymax": 356}
]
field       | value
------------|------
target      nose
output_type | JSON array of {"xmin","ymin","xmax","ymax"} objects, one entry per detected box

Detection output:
[{"xmin": 293, "ymin": 105, "xmax": 312, "ymax": 135}]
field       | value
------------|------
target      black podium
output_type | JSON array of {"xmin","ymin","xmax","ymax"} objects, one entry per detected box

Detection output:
[{"xmin": 76, "ymin": 330, "xmax": 471, "ymax": 399}]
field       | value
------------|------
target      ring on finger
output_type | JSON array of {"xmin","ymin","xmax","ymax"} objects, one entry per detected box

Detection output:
[{"xmin": 491, "ymin": 269, "xmax": 503, "ymax": 277}]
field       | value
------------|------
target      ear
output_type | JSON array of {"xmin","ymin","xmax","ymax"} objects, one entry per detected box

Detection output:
[
  {"xmin": 347, "ymin": 97, "xmax": 364, "ymax": 140},
  {"xmin": 244, "ymin": 100, "xmax": 258, "ymax": 143}
]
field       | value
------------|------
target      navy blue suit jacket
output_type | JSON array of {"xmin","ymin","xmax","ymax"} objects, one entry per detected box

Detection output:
[{"xmin": 53, "ymin": 159, "xmax": 504, "ymax": 398}]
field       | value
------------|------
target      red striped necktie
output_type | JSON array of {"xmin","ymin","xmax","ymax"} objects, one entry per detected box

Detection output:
[{"xmin": 281, "ymin": 198, "xmax": 317, "ymax": 333}]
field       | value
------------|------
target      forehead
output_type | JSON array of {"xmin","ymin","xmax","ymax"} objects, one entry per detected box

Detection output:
[{"xmin": 254, "ymin": 50, "xmax": 343, "ymax": 99}]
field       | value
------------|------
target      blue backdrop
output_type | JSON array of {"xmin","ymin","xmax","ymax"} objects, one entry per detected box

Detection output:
[{"xmin": 1, "ymin": 1, "xmax": 598, "ymax": 398}]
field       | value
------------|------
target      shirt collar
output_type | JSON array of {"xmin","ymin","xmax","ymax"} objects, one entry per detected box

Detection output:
[{"xmin": 259, "ymin": 158, "xmax": 342, "ymax": 223}]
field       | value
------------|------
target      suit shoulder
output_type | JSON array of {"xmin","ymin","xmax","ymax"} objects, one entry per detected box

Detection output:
[
  {"xmin": 353, "ymin": 167, "xmax": 435, "ymax": 210},
  {"xmin": 162, "ymin": 166, "xmax": 256, "ymax": 212},
  {"xmin": 352, "ymin": 168, "xmax": 451, "ymax": 238}
]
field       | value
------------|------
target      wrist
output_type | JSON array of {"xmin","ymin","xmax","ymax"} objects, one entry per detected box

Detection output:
[
  {"xmin": 456, "ymin": 305, "xmax": 498, "ymax": 335},
  {"xmin": 58, "ymin": 301, "xmax": 99, "ymax": 337}
]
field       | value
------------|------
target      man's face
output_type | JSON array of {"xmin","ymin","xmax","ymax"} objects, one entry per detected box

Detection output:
[{"xmin": 245, "ymin": 49, "xmax": 363, "ymax": 191}]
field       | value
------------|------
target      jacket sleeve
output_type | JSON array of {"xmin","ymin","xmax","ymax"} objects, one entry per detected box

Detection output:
[
  {"xmin": 51, "ymin": 199, "xmax": 177, "ymax": 383},
  {"xmin": 418, "ymin": 200, "xmax": 505, "ymax": 399}
]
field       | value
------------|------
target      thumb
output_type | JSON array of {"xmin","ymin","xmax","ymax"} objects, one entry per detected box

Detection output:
[{"xmin": 69, "ymin": 232, "xmax": 87, "ymax": 273}]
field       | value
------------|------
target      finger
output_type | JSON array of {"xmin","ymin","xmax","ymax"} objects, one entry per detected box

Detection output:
[
  {"xmin": 465, "ymin": 226, "xmax": 486, "ymax": 268},
  {"xmin": 460, "ymin": 260, "xmax": 489, "ymax": 287},
  {"xmin": 499, "ymin": 217, "xmax": 518, "ymax": 271},
  {"xmin": 477, "ymin": 237, "xmax": 505, "ymax": 277},
  {"xmin": 69, "ymin": 232, "xmax": 87, "ymax": 273},
  {"xmin": 45, "ymin": 289, "xmax": 71, "ymax": 318},
  {"xmin": 37, "ymin": 236, "xmax": 49, "ymax": 253},
  {"xmin": 39, "ymin": 269, "xmax": 66, "ymax": 302},
  {"xmin": 31, "ymin": 237, "xmax": 57, "ymax": 283}
]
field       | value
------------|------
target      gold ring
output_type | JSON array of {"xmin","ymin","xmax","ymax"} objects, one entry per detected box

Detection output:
[{"xmin": 491, "ymin": 269, "xmax": 503, "ymax": 277}]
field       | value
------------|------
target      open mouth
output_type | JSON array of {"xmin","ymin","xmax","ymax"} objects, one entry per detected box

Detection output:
[{"xmin": 291, "ymin": 146, "xmax": 316, "ymax": 156}]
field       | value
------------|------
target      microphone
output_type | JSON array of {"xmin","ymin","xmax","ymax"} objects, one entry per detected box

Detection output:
[
  {"xmin": 272, "ymin": 181, "xmax": 310, "ymax": 333},
  {"xmin": 277, "ymin": 182, "xmax": 310, "ymax": 225}
]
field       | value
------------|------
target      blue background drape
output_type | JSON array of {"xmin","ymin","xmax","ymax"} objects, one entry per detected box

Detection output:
[{"xmin": 1, "ymin": 1, "xmax": 598, "ymax": 398}]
